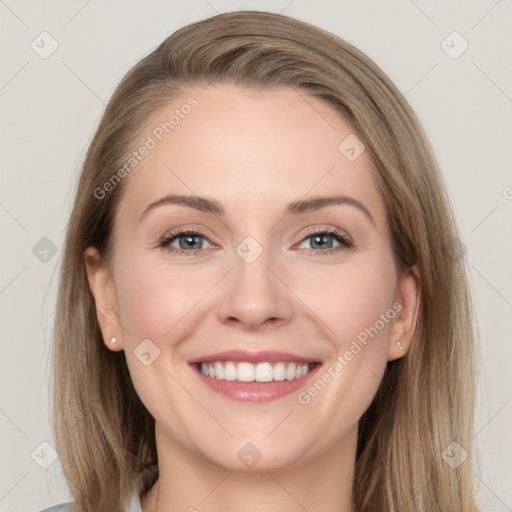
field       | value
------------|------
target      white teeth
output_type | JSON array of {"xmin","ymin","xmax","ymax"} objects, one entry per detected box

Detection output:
[
  {"xmin": 224, "ymin": 361, "xmax": 237, "ymax": 381},
  {"xmin": 237, "ymin": 362, "xmax": 255, "ymax": 382},
  {"xmin": 214, "ymin": 362, "xmax": 224, "ymax": 380},
  {"xmin": 273, "ymin": 362, "xmax": 286, "ymax": 381},
  {"xmin": 286, "ymin": 363, "xmax": 296, "ymax": 381},
  {"xmin": 199, "ymin": 361, "xmax": 312, "ymax": 382},
  {"xmin": 255, "ymin": 362, "xmax": 274, "ymax": 382}
]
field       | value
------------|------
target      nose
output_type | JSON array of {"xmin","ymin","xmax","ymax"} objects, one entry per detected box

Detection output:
[{"xmin": 216, "ymin": 241, "xmax": 295, "ymax": 332}]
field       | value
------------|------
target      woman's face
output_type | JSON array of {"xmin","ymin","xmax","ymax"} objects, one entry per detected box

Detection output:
[{"xmin": 86, "ymin": 84, "xmax": 419, "ymax": 472}]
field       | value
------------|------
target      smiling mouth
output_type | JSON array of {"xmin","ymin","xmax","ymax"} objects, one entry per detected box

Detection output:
[{"xmin": 195, "ymin": 361, "xmax": 319, "ymax": 383}]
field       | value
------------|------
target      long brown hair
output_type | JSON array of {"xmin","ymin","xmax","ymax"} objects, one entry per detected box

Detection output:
[{"xmin": 53, "ymin": 10, "xmax": 479, "ymax": 511}]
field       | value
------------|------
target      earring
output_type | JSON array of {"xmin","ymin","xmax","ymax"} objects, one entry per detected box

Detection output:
[
  {"xmin": 110, "ymin": 337, "xmax": 117, "ymax": 344},
  {"xmin": 396, "ymin": 340, "xmax": 403, "ymax": 350}
]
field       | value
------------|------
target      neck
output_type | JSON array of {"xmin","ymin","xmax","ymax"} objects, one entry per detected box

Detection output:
[{"xmin": 140, "ymin": 424, "xmax": 357, "ymax": 512}]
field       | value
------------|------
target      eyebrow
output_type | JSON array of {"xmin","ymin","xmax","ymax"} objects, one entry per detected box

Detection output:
[{"xmin": 139, "ymin": 194, "xmax": 375, "ymax": 226}]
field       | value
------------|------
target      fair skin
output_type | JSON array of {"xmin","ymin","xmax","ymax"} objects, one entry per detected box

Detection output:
[{"xmin": 85, "ymin": 84, "xmax": 420, "ymax": 512}]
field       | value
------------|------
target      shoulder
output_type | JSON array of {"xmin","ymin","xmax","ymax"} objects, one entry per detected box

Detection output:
[
  {"xmin": 33, "ymin": 490, "xmax": 140, "ymax": 512},
  {"xmin": 36, "ymin": 503, "xmax": 74, "ymax": 512}
]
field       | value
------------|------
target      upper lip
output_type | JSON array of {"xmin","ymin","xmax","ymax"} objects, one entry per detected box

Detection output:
[{"xmin": 188, "ymin": 350, "xmax": 318, "ymax": 365}]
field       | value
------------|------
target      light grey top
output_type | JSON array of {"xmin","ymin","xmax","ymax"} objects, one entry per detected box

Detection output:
[{"xmin": 36, "ymin": 490, "xmax": 143, "ymax": 512}]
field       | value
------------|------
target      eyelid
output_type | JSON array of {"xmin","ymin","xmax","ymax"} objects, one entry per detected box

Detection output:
[
  {"xmin": 295, "ymin": 225, "xmax": 353, "ymax": 244},
  {"xmin": 158, "ymin": 225, "xmax": 216, "ymax": 244}
]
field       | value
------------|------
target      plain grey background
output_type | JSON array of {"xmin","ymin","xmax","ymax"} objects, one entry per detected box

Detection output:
[{"xmin": 1, "ymin": 1, "xmax": 511, "ymax": 511}]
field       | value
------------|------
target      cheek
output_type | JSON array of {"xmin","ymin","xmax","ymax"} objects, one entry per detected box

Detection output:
[
  {"xmin": 114, "ymin": 256, "xmax": 216, "ymax": 342},
  {"xmin": 294, "ymin": 260, "xmax": 396, "ymax": 427},
  {"xmin": 113, "ymin": 256, "xmax": 213, "ymax": 427},
  {"xmin": 298, "ymin": 259, "xmax": 396, "ymax": 351}
]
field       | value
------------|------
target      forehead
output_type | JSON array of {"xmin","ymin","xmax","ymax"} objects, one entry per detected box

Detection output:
[{"xmin": 116, "ymin": 83, "xmax": 385, "ymax": 227}]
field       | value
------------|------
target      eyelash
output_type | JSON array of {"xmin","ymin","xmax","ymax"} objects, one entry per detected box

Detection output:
[{"xmin": 158, "ymin": 227, "xmax": 353, "ymax": 257}]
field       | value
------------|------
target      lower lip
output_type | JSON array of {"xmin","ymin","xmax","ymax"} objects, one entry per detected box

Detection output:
[{"xmin": 192, "ymin": 364, "xmax": 321, "ymax": 402}]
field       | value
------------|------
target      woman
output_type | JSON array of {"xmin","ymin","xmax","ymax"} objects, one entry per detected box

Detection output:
[{"xmin": 42, "ymin": 10, "xmax": 479, "ymax": 512}]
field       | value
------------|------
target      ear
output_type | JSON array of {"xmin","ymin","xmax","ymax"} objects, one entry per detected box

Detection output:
[
  {"xmin": 84, "ymin": 246, "xmax": 124, "ymax": 352},
  {"xmin": 387, "ymin": 264, "xmax": 421, "ymax": 361}
]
